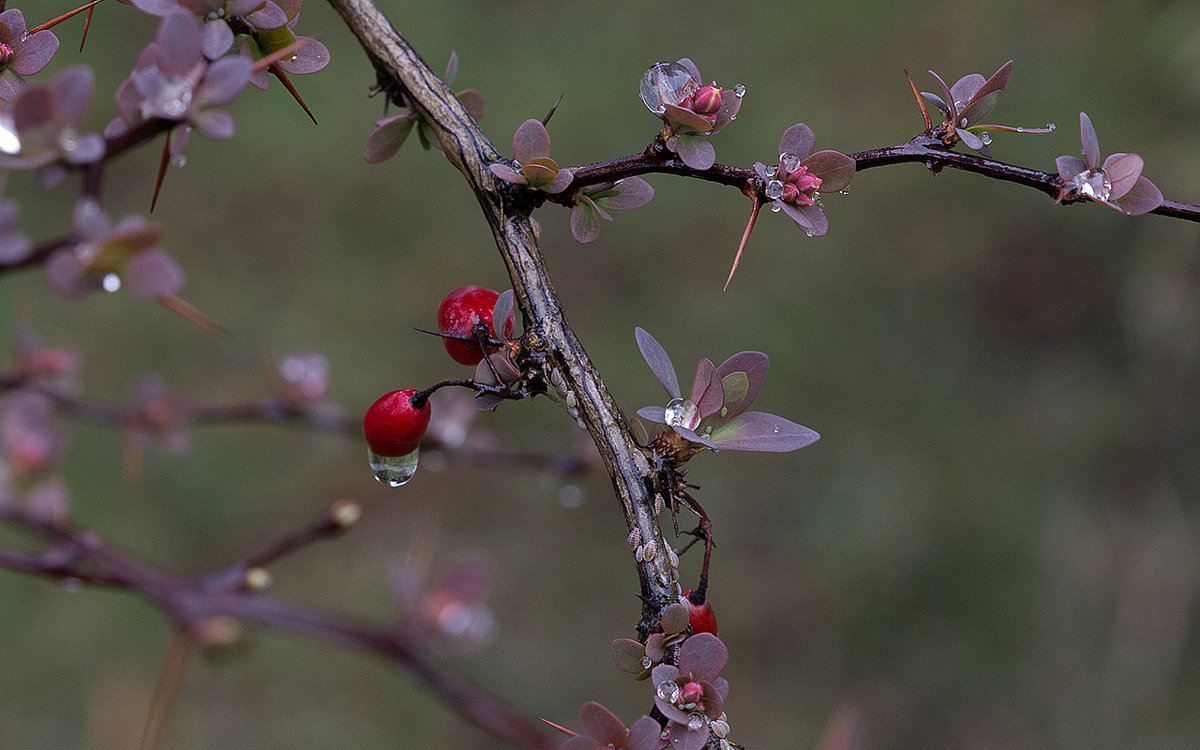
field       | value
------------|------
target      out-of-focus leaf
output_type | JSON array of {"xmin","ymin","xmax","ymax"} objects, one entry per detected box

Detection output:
[
  {"xmin": 124, "ymin": 250, "xmax": 183, "ymax": 299},
  {"xmin": 673, "ymin": 134, "xmax": 715, "ymax": 170},
  {"xmin": 635, "ymin": 327, "xmax": 680, "ymax": 398},
  {"xmin": 580, "ymin": 702, "xmax": 627, "ymax": 747},
  {"xmin": 708, "ymin": 411, "xmax": 820, "ymax": 452}
]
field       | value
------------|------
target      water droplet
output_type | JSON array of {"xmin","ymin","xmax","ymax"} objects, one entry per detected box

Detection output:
[
  {"xmin": 770, "ymin": 203, "xmax": 782, "ymax": 213},
  {"xmin": 765, "ymin": 166, "xmax": 777, "ymax": 178},
  {"xmin": 1071, "ymin": 169, "xmax": 1112, "ymax": 201},
  {"xmin": 838, "ymin": 186, "xmax": 851, "ymax": 195},
  {"xmin": 779, "ymin": 152, "xmax": 801, "ymax": 172},
  {"xmin": 640, "ymin": 61, "xmax": 699, "ymax": 114},
  {"xmin": 687, "ymin": 713, "xmax": 708, "ymax": 731},
  {"xmin": 0, "ymin": 114, "xmax": 20, "ymax": 155},
  {"xmin": 657, "ymin": 681, "xmax": 680, "ymax": 703},
  {"xmin": 1046, "ymin": 122, "xmax": 1056, "ymax": 131},
  {"xmin": 511, "ymin": 159, "xmax": 521, "ymax": 170},
  {"xmin": 368, "ymin": 447, "xmax": 419, "ymax": 487},
  {"xmin": 59, "ymin": 133, "xmax": 79, "ymax": 153},
  {"xmin": 979, "ymin": 133, "xmax": 992, "ymax": 145},
  {"xmin": 764, "ymin": 180, "xmax": 784, "ymax": 199},
  {"xmin": 171, "ymin": 154, "xmax": 187, "ymax": 168},
  {"xmin": 803, "ymin": 227, "xmax": 814, "ymax": 237},
  {"xmin": 641, "ymin": 655, "xmax": 653, "ymax": 669},
  {"xmin": 664, "ymin": 397, "xmax": 700, "ymax": 430},
  {"xmin": 101, "ymin": 273, "xmax": 121, "ymax": 292},
  {"xmin": 733, "ymin": 83, "xmax": 746, "ymax": 98},
  {"xmin": 772, "ymin": 426, "xmax": 779, "ymax": 433},
  {"xmin": 814, "ymin": 193, "xmax": 824, "ymax": 209},
  {"xmin": 60, "ymin": 577, "xmax": 84, "ymax": 593}
]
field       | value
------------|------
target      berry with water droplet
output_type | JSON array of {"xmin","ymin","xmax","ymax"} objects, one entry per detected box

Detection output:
[
  {"xmin": 363, "ymin": 389, "xmax": 431, "ymax": 457},
  {"xmin": 438, "ymin": 286, "xmax": 501, "ymax": 366},
  {"xmin": 683, "ymin": 589, "xmax": 718, "ymax": 636}
]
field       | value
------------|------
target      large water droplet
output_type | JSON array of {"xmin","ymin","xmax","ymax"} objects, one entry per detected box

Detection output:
[
  {"xmin": 764, "ymin": 179, "xmax": 784, "ymax": 199},
  {"xmin": 657, "ymin": 681, "xmax": 680, "ymax": 703},
  {"xmin": 664, "ymin": 397, "xmax": 700, "ymax": 430},
  {"xmin": 1071, "ymin": 169, "xmax": 1112, "ymax": 201},
  {"xmin": 687, "ymin": 713, "xmax": 708, "ymax": 731},
  {"xmin": 639, "ymin": 61, "xmax": 698, "ymax": 114},
  {"xmin": 779, "ymin": 152, "xmax": 801, "ymax": 172},
  {"xmin": 368, "ymin": 447, "xmax": 419, "ymax": 487}
]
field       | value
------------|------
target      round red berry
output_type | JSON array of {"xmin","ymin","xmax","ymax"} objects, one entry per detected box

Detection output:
[
  {"xmin": 683, "ymin": 589, "xmax": 718, "ymax": 636},
  {"xmin": 362, "ymin": 389, "xmax": 431, "ymax": 457},
  {"xmin": 438, "ymin": 286, "xmax": 500, "ymax": 366}
]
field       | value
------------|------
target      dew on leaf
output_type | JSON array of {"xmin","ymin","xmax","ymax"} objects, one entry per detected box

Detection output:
[
  {"xmin": 171, "ymin": 155, "xmax": 187, "ymax": 168},
  {"xmin": 368, "ymin": 447, "xmax": 419, "ymax": 487},
  {"xmin": 664, "ymin": 397, "xmax": 700, "ymax": 430},
  {"xmin": 733, "ymin": 83, "xmax": 746, "ymax": 98},
  {"xmin": 770, "ymin": 203, "xmax": 781, "ymax": 213},
  {"xmin": 687, "ymin": 713, "xmax": 707, "ymax": 731},
  {"xmin": 980, "ymin": 133, "xmax": 992, "ymax": 145},
  {"xmin": 779, "ymin": 152, "xmax": 800, "ymax": 172},
  {"xmin": 1071, "ymin": 169, "xmax": 1112, "ymax": 200},
  {"xmin": 657, "ymin": 681, "xmax": 680, "ymax": 702}
]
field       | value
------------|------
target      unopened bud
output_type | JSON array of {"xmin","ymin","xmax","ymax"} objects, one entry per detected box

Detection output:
[
  {"xmin": 692, "ymin": 84, "xmax": 723, "ymax": 116},
  {"xmin": 0, "ymin": 44, "xmax": 14, "ymax": 67},
  {"xmin": 680, "ymin": 681, "xmax": 705, "ymax": 705},
  {"xmin": 780, "ymin": 182, "xmax": 801, "ymax": 204}
]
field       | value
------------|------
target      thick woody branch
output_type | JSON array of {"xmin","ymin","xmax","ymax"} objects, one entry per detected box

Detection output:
[{"xmin": 325, "ymin": 0, "xmax": 678, "ymax": 630}]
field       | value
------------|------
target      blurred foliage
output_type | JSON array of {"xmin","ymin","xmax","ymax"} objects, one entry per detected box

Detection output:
[{"xmin": 2, "ymin": 0, "xmax": 1199, "ymax": 748}]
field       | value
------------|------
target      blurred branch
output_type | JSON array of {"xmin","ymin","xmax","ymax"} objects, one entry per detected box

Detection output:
[{"xmin": 0, "ymin": 500, "xmax": 555, "ymax": 749}]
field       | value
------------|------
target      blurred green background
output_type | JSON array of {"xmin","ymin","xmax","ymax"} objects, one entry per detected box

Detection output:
[{"xmin": 3, "ymin": 0, "xmax": 1200, "ymax": 748}]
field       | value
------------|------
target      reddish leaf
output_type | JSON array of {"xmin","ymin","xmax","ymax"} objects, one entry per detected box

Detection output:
[
  {"xmin": 1116, "ymin": 176, "xmax": 1162, "ymax": 216},
  {"xmin": 678, "ymin": 632, "xmax": 727, "ymax": 683},
  {"xmin": 778, "ymin": 123, "xmax": 815, "ymax": 160},
  {"xmin": 512, "ymin": 118, "xmax": 551, "ymax": 163},
  {"xmin": 1079, "ymin": 112, "xmax": 1100, "ymax": 170},
  {"xmin": 708, "ymin": 411, "xmax": 820, "ymax": 452},
  {"xmin": 635, "ymin": 328, "xmax": 680, "ymax": 399},
  {"xmin": 803, "ymin": 150, "xmax": 855, "ymax": 193},
  {"xmin": 716, "ymin": 351, "xmax": 768, "ymax": 416},
  {"xmin": 673, "ymin": 135, "xmax": 715, "ymax": 170},
  {"xmin": 580, "ymin": 702, "xmax": 628, "ymax": 748},
  {"xmin": 689, "ymin": 358, "xmax": 724, "ymax": 418},
  {"xmin": 1102, "ymin": 152, "xmax": 1143, "ymax": 200}
]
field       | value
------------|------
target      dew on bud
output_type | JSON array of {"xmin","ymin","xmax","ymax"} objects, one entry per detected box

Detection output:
[
  {"xmin": 368, "ymin": 447, "xmax": 420, "ymax": 487},
  {"xmin": 779, "ymin": 152, "xmax": 801, "ymax": 172},
  {"xmin": 764, "ymin": 180, "xmax": 784, "ymax": 200},
  {"xmin": 640, "ymin": 61, "xmax": 698, "ymax": 115}
]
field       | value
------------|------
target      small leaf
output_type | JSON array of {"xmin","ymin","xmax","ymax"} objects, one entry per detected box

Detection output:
[
  {"xmin": 968, "ymin": 60, "xmax": 1013, "ymax": 107},
  {"xmin": 955, "ymin": 126, "xmax": 984, "ymax": 151},
  {"xmin": 492, "ymin": 289, "xmax": 515, "ymax": 339},
  {"xmin": 673, "ymin": 135, "xmax": 715, "ymax": 170},
  {"xmin": 949, "ymin": 73, "xmax": 986, "ymax": 108},
  {"xmin": 543, "ymin": 166, "xmax": 574, "ymax": 194},
  {"xmin": 927, "ymin": 69, "xmax": 957, "ymax": 121},
  {"xmin": 601, "ymin": 177, "xmax": 654, "ymax": 210},
  {"xmin": 779, "ymin": 201, "xmax": 828, "ymax": 237},
  {"xmin": 690, "ymin": 358, "xmax": 724, "ymax": 418},
  {"xmin": 1116, "ymin": 176, "xmax": 1163, "ymax": 216},
  {"xmin": 716, "ymin": 351, "xmax": 769, "ymax": 416},
  {"xmin": 364, "ymin": 116, "xmax": 414, "ymax": 163},
  {"xmin": 920, "ymin": 92, "xmax": 950, "ymax": 116},
  {"xmin": 636, "ymin": 405, "xmax": 667, "ymax": 425},
  {"xmin": 778, "ymin": 123, "xmax": 816, "ymax": 161},
  {"xmin": 957, "ymin": 91, "xmax": 1000, "ymax": 127},
  {"xmin": 512, "ymin": 118, "xmax": 552, "ymax": 162},
  {"xmin": 635, "ymin": 327, "xmax": 681, "ymax": 398},
  {"xmin": 488, "ymin": 162, "xmax": 525, "ymax": 184},
  {"xmin": 456, "ymin": 88, "xmax": 487, "ymax": 120},
  {"xmin": 708, "ymin": 411, "xmax": 820, "ymax": 452},
  {"xmin": 628, "ymin": 716, "xmax": 664, "ymax": 750},
  {"xmin": 720, "ymin": 372, "xmax": 749, "ymax": 418},
  {"xmin": 662, "ymin": 102, "xmax": 716, "ymax": 134},
  {"xmin": 802, "ymin": 150, "xmax": 855, "ymax": 193},
  {"xmin": 613, "ymin": 638, "xmax": 648, "ymax": 674},
  {"xmin": 660, "ymin": 602, "xmax": 689, "ymax": 634},
  {"xmin": 675, "ymin": 57, "xmax": 702, "ymax": 83},
  {"xmin": 570, "ymin": 198, "xmax": 601, "ymax": 244},
  {"xmin": 1079, "ymin": 112, "xmax": 1100, "ymax": 170},
  {"xmin": 678, "ymin": 632, "xmax": 728, "ymax": 683},
  {"xmin": 672, "ymin": 424, "xmax": 717, "ymax": 450},
  {"xmin": 1102, "ymin": 152, "xmax": 1143, "ymax": 200},
  {"xmin": 1055, "ymin": 154, "xmax": 1086, "ymax": 181},
  {"xmin": 444, "ymin": 51, "xmax": 459, "ymax": 85}
]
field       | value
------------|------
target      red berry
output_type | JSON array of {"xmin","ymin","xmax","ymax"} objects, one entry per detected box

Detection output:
[
  {"xmin": 438, "ymin": 286, "xmax": 500, "ymax": 366},
  {"xmin": 362, "ymin": 389, "xmax": 431, "ymax": 457},
  {"xmin": 683, "ymin": 589, "xmax": 718, "ymax": 636}
]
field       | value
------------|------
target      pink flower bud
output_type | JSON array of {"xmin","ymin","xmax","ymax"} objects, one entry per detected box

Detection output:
[
  {"xmin": 0, "ymin": 44, "xmax": 14, "ymax": 68},
  {"xmin": 677, "ymin": 94, "xmax": 695, "ymax": 112},
  {"xmin": 794, "ymin": 172, "xmax": 823, "ymax": 194},
  {"xmin": 780, "ymin": 182, "xmax": 801, "ymax": 204},
  {"xmin": 680, "ymin": 681, "xmax": 705, "ymax": 705},
  {"xmin": 692, "ymin": 84, "xmax": 723, "ymax": 116}
]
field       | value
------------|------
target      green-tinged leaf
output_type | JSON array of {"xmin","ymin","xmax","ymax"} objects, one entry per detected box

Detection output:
[
  {"xmin": 720, "ymin": 372, "xmax": 749, "ymax": 418},
  {"xmin": 673, "ymin": 134, "xmax": 715, "ymax": 170},
  {"xmin": 570, "ymin": 199, "xmax": 601, "ymax": 244},
  {"xmin": 716, "ymin": 351, "xmax": 768, "ymax": 416},
  {"xmin": 803, "ymin": 150, "xmax": 855, "ymax": 193},
  {"xmin": 957, "ymin": 91, "xmax": 999, "ymax": 127},
  {"xmin": 708, "ymin": 411, "xmax": 820, "ymax": 452},
  {"xmin": 661, "ymin": 602, "xmax": 689, "ymax": 634},
  {"xmin": 601, "ymin": 176, "xmax": 654, "ymax": 210},
  {"xmin": 635, "ymin": 327, "xmax": 680, "ymax": 398}
]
